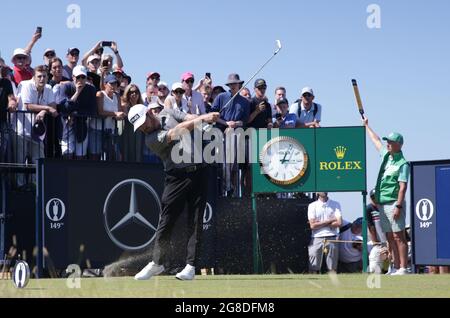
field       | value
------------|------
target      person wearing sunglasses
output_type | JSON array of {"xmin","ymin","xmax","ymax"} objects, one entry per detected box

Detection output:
[
  {"xmin": 89, "ymin": 74, "xmax": 125, "ymax": 161},
  {"xmin": 62, "ymin": 47, "xmax": 80, "ymax": 80},
  {"xmin": 143, "ymin": 72, "xmax": 160, "ymax": 106},
  {"xmin": 43, "ymin": 49, "xmax": 56, "ymax": 67},
  {"xmin": 10, "ymin": 29, "xmax": 43, "ymax": 87},
  {"xmin": 10, "ymin": 48, "xmax": 33, "ymax": 86},
  {"xmin": 181, "ymin": 72, "xmax": 205, "ymax": 115},
  {"xmin": 247, "ymin": 78, "xmax": 273, "ymax": 129},
  {"xmin": 58, "ymin": 65, "xmax": 97, "ymax": 159},
  {"xmin": 164, "ymin": 82, "xmax": 187, "ymax": 111},
  {"xmin": 120, "ymin": 84, "xmax": 145, "ymax": 162},
  {"xmin": 156, "ymin": 81, "xmax": 169, "ymax": 106},
  {"xmin": 289, "ymin": 87, "xmax": 322, "ymax": 128}
]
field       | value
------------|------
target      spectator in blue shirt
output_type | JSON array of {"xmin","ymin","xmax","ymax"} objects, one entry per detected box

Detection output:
[
  {"xmin": 211, "ymin": 73, "xmax": 250, "ymax": 131},
  {"xmin": 273, "ymin": 97, "xmax": 296, "ymax": 128}
]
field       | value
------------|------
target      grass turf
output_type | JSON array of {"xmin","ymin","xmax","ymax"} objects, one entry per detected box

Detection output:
[{"xmin": 1, "ymin": 274, "xmax": 450, "ymax": 298}]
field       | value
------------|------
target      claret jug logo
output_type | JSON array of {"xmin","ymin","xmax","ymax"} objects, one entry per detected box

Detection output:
[{"xmin": 320, "ymin": 145, "xmax": 362, "ymax": 171}]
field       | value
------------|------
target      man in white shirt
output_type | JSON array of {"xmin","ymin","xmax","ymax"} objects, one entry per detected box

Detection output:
[
  {"xmin": 307, "ymin": 192, "xmax": 342, "ymax": 273},
  {"xmin": 14, "ymin": 65, "xmax": 57, "ymax": 165}
]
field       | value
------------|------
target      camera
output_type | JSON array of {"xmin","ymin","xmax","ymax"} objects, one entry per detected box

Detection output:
[{"xmin": 275, "ymin": 113, "xmax": 282, "ymax": 120}]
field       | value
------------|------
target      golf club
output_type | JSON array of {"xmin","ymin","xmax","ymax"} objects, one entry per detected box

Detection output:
[
  {"xmin": 220, "ymin": 39, "xmax": 282, "ymax": 114},
  {"xmin": 203, "ymin": 40, "xmax": 282, "ymax": 131},
  {"xmin": 352, "ymin": 79, "xmax": 365, "ymax": 119}
]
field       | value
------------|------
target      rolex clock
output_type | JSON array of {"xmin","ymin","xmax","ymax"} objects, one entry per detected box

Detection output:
[{"xmin": 259, "ymin": 136, "xmax": 308, "ymax": 185}]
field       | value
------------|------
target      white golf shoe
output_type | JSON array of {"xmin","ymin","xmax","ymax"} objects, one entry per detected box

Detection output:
[
  {"xmin": 391, "ymin": 267, "xmax": 410, "ymax": 276},
  {"xmin": 175, "ymin": 264, "xmax": 195, "ymax": 281},
  {"xmin": 134, "ymin": 261, "xmax": 164, "ymax": 280}
]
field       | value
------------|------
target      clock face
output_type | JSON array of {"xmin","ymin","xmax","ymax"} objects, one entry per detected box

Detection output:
[{"xmin": 259, "ymin": 136, "xmax": 308, "ymax": 185}]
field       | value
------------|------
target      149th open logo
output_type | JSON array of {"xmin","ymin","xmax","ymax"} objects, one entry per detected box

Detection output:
[{"xmin": 46, "ymin": 198, "xmax": 66, "ymax": 230}]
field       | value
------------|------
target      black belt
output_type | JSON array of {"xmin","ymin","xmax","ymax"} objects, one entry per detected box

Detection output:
[{"xmin": 169, "ymin": 164, "xmax": 205, "ymax": 174}]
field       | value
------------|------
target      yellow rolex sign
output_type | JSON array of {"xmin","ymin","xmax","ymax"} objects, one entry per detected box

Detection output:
[
  {"xmin": 319, "ymin": 146, "xmax": 363, "ymax": 171},
  {"xmin": 315, "ymin": 127, "xmax": 366, "ymax": 191}
]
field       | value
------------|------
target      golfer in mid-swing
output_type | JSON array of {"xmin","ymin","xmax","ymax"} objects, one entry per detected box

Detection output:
[{"xmin": 128, "ymin": 104, "xmax": 219, "ymax": 281}]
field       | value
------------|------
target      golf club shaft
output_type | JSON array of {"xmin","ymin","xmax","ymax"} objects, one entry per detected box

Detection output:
[
  {"xmin": 352, "ymin": 79, "xmax": 365, "ymax": 119},
  {"xmin": 220, "ymin": 44, "xmax": 282, "ymax": 114}
]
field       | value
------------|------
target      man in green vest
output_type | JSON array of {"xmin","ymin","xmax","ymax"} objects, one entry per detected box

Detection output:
[{"xmin": 363, "ymin": 118, "xmax": 410, "ymax": 275}]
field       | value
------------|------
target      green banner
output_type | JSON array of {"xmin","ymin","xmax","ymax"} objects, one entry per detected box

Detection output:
[
  {"xmin": 315, "ymin": 127, "xmax": 366, "ymax": 192},
  {"xmin": 251, "ymin": 127, "xmax": 366, "ymax": 193}
]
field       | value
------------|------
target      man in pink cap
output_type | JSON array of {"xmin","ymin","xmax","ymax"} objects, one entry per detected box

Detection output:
[{"xmin": 180, "ymin": 72, "xmax": 205, "ymax": 114}]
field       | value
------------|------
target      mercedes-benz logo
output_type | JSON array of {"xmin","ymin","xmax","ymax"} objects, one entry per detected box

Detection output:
[{"xmin": 103, "ymin": 179, "xmax": 161, "ymax": 251}]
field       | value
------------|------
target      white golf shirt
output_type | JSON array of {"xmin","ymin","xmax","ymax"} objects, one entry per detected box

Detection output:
[
  {"xmin": 14, "ymin": 79, "xmax": 55, "ymax": 137},
  {"xmin": 308, "ymin": 198, "xmax": 342, "ymax": 238}
]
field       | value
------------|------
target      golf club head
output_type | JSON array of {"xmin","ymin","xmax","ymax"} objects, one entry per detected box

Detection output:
[{"xmin": 275, "ymin": 40, "xmax": 282, "ymax": 54}]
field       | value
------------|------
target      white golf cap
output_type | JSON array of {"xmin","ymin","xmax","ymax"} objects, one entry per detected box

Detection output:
[
  {"xmin": 148, "ymin": 102, "xmax": 163, "ymax": 109},
  {"xmin": 72, "ymin": 65, "xmax": 88, "ymax": 77},
  {"xmin": 301, "ymin": 87, "xmax": 314, "ymax": 96},
  {"xmin": 11, "ymin": 48, "xmax": 29, "ymax": 62},
  {"xmin": 43, "ymin": 48, "xmax": 55, "ymax": 55},
  {"xmin": 171, "ymin": 82, "xmax": 184, "ymax": 91},
  {"xmin": 87, "ymin": 54, "xmax": 101, "ymax": 64},
  {"xmin": 128, "ymin": 104, "xmax": 148, "ymax": 132},
  {"xmin": 158, "ymin": 81, "xmax": 168, "ymax": 88}
]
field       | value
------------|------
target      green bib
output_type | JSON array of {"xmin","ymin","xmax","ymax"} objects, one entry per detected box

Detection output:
[{"xmin": 375, "ymin": 150, "xmax": 408, "ymax": 204}]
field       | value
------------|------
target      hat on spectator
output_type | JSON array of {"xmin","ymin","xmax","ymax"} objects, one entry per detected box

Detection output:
[
  {"xmin": 149, "ymin": 102, "xmax": 163, "ymax": 110},
  {"xmin": 87, "ymin": 54, "xmax": 101, "ymax": 64},
  {"xmin": 158, "ymin": 81, "xmax": 168, "ymax": 88},
  {"xmin": 124, "ymin": 74, "xmax": 132, "ymax": 84},
  {"xmin": 43, "ymin": 48, "xmax": 55, "ymax": 56},
  {"xmin": 369, "ymin": 189, "xmax": 376, "ymax": 198},
  {"xmin": 382, "ymin": 132, "xmax": 404, "ymax": 145},
  {"xmin": 181, "ymin": 72, "xmax": 194, "ymax": 82},
  {"xmin": 11, "ymin": 48, "xmax": 29, "ymax": 62},
  {"xmin": 146, "ymin": 72, "xmax": 160, "ymax": 80},
  {"xmin": 72, "ymin": 65, "xmax": 87, "ymax": 77},
  {"xmin": 301, "ymin": 87, "xmax": 314, "ymax": 96},
  {"xmin": 32, "ymin": 120, "xmax": 46, "ymax": 142},
  {"xmin": 104, "ymin": 74, "xmax": 119, "ymax": 84},
  {"xmin": 225, "ymin": 73, "xmax": 244, "ymax": 86},
  {"xmin": 128, "ymin": 104, "xmax": 148, "ymax": 132},
  {"xmin": 213, "ymin": 85, "xmax": 226, "ymax": 93},
  {"xmin": 353, "ymin": 217, "xmax": 363, "ymax": 226},
  {"xmin": 276, "ymin": 97, "xmax": 289, "ymax": 106},
  {"xmin": 254, "ymin": 78, "xmax": 267, "ymax": 88},
  {"xmin": 112, "ymin": 68, "xmax": 124, "ymax": 75},
  {"xmin": 171, "ymin": 82, "xmax": 185, "ymax": 92},
  {"xmin": 67, "ymin": 47, "xmax": 80, "ymax": 55}
]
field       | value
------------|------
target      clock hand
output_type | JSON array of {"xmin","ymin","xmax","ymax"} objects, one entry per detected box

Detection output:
[
  {"xmin": 280, "ymin": 144, "xmax": 292, "ymax": 164},
  {"xmin": 284, "ymin": 145, "xmax": 295, "ymax": 168}
]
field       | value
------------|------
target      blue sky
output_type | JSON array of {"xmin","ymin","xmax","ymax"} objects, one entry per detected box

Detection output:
[{"xmin": 2, "ymin": 0, "xmax": 450, "ymax": 223}]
